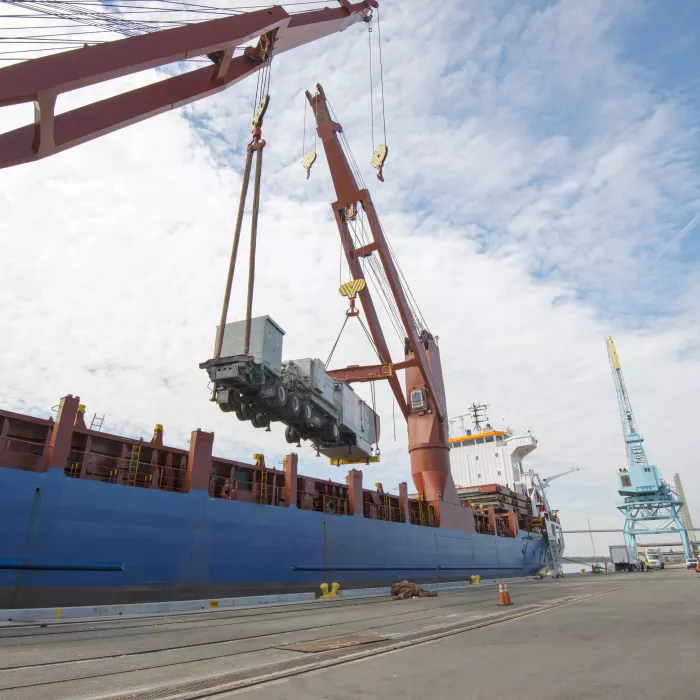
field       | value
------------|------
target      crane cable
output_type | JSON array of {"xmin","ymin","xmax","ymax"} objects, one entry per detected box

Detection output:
[
  {"xmin": 368, "ymin": 8, "xmax": 388, "ymax": 181},
  {"xmin": 213, "ymin": 48, "xmax": 273, "ymax": 361}
]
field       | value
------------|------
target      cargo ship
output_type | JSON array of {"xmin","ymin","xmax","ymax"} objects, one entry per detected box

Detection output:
[
  {"xmin": 0, "ymin": 395, "xmax": 552, "ymax": 609},
  {"xmin": 0, "ymin": 14, "xmax": 560, "ymax": 610}
]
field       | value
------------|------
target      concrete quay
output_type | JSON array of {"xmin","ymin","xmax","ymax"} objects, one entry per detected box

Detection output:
[{"xmin": 0, "ymin": 570, "xmax": 695, "ymax": 700}]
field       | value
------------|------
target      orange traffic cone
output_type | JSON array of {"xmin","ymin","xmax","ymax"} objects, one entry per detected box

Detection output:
[{"xmin": 498, "ymin": 581, "xmax": 513, "ymax": 606}]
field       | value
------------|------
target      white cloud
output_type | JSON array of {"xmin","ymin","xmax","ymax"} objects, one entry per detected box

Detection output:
[{"xmin": 1, "ymin": 0, "xmax": 699, "ymax": 558}]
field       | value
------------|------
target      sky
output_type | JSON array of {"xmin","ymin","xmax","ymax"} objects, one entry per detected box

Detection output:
[{"xmin": 1, "ymin": 0, "xmax": 699, "ymax": 557}]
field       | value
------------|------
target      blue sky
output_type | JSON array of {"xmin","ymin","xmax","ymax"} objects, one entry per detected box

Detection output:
[{"xmin": 1, "ymin": 0, "xmax": 699, "ymax": 555}]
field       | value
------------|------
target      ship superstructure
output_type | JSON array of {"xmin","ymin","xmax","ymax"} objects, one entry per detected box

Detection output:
[{"xmin": 449, "ymin": 404, "xmax": 568, "ymax": 574}]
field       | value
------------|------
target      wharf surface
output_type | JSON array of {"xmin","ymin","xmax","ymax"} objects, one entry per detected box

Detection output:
[{"xmin": 0, "ymin": 570, "xmax": 695, "ymax": 700}]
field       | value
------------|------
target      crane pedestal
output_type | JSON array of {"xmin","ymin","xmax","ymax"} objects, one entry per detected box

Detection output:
[{"xmin": 405, "ymin": 334, "xmax": 475, "ymax": 531}]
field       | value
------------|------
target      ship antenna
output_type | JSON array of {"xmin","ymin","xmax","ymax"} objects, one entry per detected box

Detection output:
[{"xmin": 469, "ymin": 403, "xmax": 490, "ymax": 432}]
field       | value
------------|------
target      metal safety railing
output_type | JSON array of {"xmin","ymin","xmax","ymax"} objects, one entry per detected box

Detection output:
[
  {"xmin": 408, "ymin": 500, "xmax": 438, "ymax": 527},
  {"xmin": 313, "ymin": 493, "xmax": 350, "ymax": 516},
  {"xmin": 0, "ymin": 435, "xmax": 48, "ymax": 471},
  {"xmin": 209, "ymin": 473, "xmax": 286, "ymax": 506},
  {"xmin": 364, "ymin": 501, "xmax": 403, "ymax": 523},
  {"xmin": 63, "ymin": 450, "xmax": 188, "ymax": 491}
]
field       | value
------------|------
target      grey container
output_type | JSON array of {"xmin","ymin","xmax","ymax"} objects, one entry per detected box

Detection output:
[
  {"xmin": 216, "ymin": 315, "xmax": 285, "ymax": 376},
  {"xmin": 292, "ymin": 358, "xmax": 336, "ymax": 409}
]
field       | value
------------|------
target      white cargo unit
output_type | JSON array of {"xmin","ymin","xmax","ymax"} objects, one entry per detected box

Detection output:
[
  {"xmin": 217, "ymin": 316, "xmax": 285, "ymax": 376},
  {"xmin": 609, "ymin": 545, "xmax": 641, "ymax": 571},
  {"xmin": 292, "ymin": 358, "xmax": 336, "ymax": 411}
]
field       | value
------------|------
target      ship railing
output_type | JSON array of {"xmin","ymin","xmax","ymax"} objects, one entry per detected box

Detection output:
[
  {"xmin": 313, "ymin": 493, "xmax": 350, "ymax": 516},
  {"xmin": 209, "ymin": 474, "xmax": 286, "ymax": 507},
  {"xmin": 0, "ymin": 436, "xmax": 47, "ymax": 471},
  {"xmin": 63, "ymin": 450, "xmax": 188, "ymax": 491},
  {"xmin": 364, "ymin": 502, "xmax": 403, "ymax": 523},
  {"xmin": 408, "ymin": 501, "xmax": 438, "ymax": 527}
]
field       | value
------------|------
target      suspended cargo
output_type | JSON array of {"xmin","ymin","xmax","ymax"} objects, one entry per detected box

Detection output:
[{"xmin": 201, "ymin": 316, "xmax": 380, "ymax": 462}]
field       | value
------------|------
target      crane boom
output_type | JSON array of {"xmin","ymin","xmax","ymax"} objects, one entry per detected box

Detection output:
[
  {"xmin": 307, "ymin": 84, "xmax": 471, "ymax": 531},
  {"xmin": 606, "ymin": 336, "xmax": 648, "ymax": 470},
  {"xmin": 0, "ymin": 1, "xmax": 376, "ymax": 169},
  {"xmin": 541, "ymin": 466, "xmax": 580, "ymax": 488}
]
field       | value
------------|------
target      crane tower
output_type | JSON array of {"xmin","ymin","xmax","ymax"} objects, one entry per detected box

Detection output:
[{"xmin": 605, "ymin": 337, "xmax": 692, "ymax": 559}]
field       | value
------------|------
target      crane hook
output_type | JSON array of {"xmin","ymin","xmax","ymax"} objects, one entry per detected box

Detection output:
[{"xmin": 371, "ymin": 143, "xmax": 388, "ymax": 182}]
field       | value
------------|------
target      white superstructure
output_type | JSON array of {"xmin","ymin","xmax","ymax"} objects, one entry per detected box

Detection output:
[
  {"xmin": 448, "ymin": 425, "xmax": 538, "ymax": 496},
  {"xmin": 448, "ymin": 411, "xmax": 569, "ymax": 576}
]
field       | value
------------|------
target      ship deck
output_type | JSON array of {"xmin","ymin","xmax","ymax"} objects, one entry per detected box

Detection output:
[{"xmin": 1, "ymin": 569, "xmax": 696, "ymax": 700}]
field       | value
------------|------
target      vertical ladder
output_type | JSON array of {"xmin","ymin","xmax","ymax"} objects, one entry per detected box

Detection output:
[
  {"xmin": 259, "ymin": 469, "xmax": 268, "ymax": 504},
  {"xmin": 129, "ymin": 442, "xmax": 142, "ymax": 485},
  {"xmin": 90, "ymin": 413, "xmax": 105, "ymax": 431}
]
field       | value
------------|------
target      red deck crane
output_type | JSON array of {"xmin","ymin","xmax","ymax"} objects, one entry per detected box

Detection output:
[
  {"xmin": 0, "ymin": 1, "xmax": 376, "ymax": 168},
  {"xmin": 0, "ymin": 2, "xmax": 474, "ymax": 530},
  {"xmin": 306, "ymin": 85, "xmax": 471, "ymax": 530}
]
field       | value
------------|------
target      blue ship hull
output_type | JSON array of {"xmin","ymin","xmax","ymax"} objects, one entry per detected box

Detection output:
[{"xmin": 0, "ymin": 467, "xmax": 547, "ymax": 609}]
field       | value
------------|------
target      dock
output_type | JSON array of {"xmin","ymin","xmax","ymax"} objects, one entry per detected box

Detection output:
[{"xmin": 1, "ymin": 569, "xmax": 696, "ymax": 699}]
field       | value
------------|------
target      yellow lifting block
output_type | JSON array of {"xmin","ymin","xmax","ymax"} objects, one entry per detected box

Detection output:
[
  {"xmin": 329, "ymin": 454, "xmax": 381, "ymax": 466},
  {"xmin": 338, "ymin": 278, "xmax": 366, "ymax": 299},
  {"xmin": 319, "ymin": 582, "xmax": 340, "ymax": 599},
  {"xmin": 77, "ymin": 404, "xmax": 86, "ymax": 414},
  {"xmin": 470, "ymin": 575, "xmax": 481, "ymax": 585},
  {"xmin": 154, "ymin": 424, "xmax": 163, "ymax": 432}
]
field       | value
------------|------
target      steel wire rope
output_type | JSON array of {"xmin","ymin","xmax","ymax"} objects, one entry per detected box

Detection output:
[
  {"xmin": 356, "ymin": 208, "xmax": 405, "ymax": 339},
  {"xmin": 350, "ymin": 210, "xmax": 405, "ymax": 342},
  {"xmin": 367, "ymin": 15, "xmax": 374, "ymax": 152},
  {"xmin": 0, "ymin": 0, "xmax": 327, "ymax": 59},
  {"xmin": 376, "ymin": 6, "xmax": 386, "ymax": 145},
  {"xmin": 327, "ymin": 94, "xmax": 428, "ymax": 339}
]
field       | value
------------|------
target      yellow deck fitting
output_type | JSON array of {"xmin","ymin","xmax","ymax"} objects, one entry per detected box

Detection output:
[
  {"xmin": 319, "ymin": 582, "xmax": 340, "ymax": 599},
  {"xmin": 470, "ymin": 575, "xmax": 481, "ymax": 585},
  {"xmin": 329, "ymin": 455, "xmax": 381, "ymax": 466}
]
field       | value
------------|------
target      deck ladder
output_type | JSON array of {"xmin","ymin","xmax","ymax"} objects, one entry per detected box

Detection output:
[{"xmin": 129, "ymin": 443, "xmax": 142, "ymax": 485}]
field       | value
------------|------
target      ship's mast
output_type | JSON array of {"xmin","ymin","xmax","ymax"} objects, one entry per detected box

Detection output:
[{"xmin": 468, "ymin": 403, "xmax": 490, "ymax": 432}]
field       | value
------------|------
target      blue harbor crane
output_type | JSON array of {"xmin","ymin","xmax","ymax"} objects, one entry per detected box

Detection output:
[{"xmin": 605, "ymin": 337, "xmax": 692, "ymax": 559}]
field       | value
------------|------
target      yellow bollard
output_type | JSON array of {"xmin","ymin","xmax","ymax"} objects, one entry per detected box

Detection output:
[
  {"xmin": 319, "ymin": 582, "xmax": 340, "ymax": 599},
  {"xmin": 470, "ymin": 575, "xmax": 481, "ymax": 585},
  {"xmin": 581, "ymin": 568, "xmax": 586, "ymax": 575},
  {"xmin": 56, "ymin": 608, "xmax": 62, "ymax": 619},
  {"xmin": 539, "ymin": 570, "xmax": 547, "ymax": 579},
  {"xmin": 210, "ymin": 600, "xmax": 219, "ymax": 608}
]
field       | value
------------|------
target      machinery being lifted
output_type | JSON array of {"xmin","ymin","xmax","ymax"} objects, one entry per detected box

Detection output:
[
  {"xmin": 202, "ymin": 82, "xmax": 469, "ymax": 531},
  {"xmin": 201, "ymin": 315, "xmax": 380, "ymax": 461},
  {"xmin": 605, "ymin": 337, "xmax": 692, "ymax": 561}
]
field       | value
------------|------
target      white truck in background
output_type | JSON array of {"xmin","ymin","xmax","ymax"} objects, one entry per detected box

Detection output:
[
  {"xmin": 610, "ymin": 545, "xmax": 642, "ymax": 572},
  {"xmin": 644, "ymin": 547, "xmax": 664, "ymax": 570}
]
